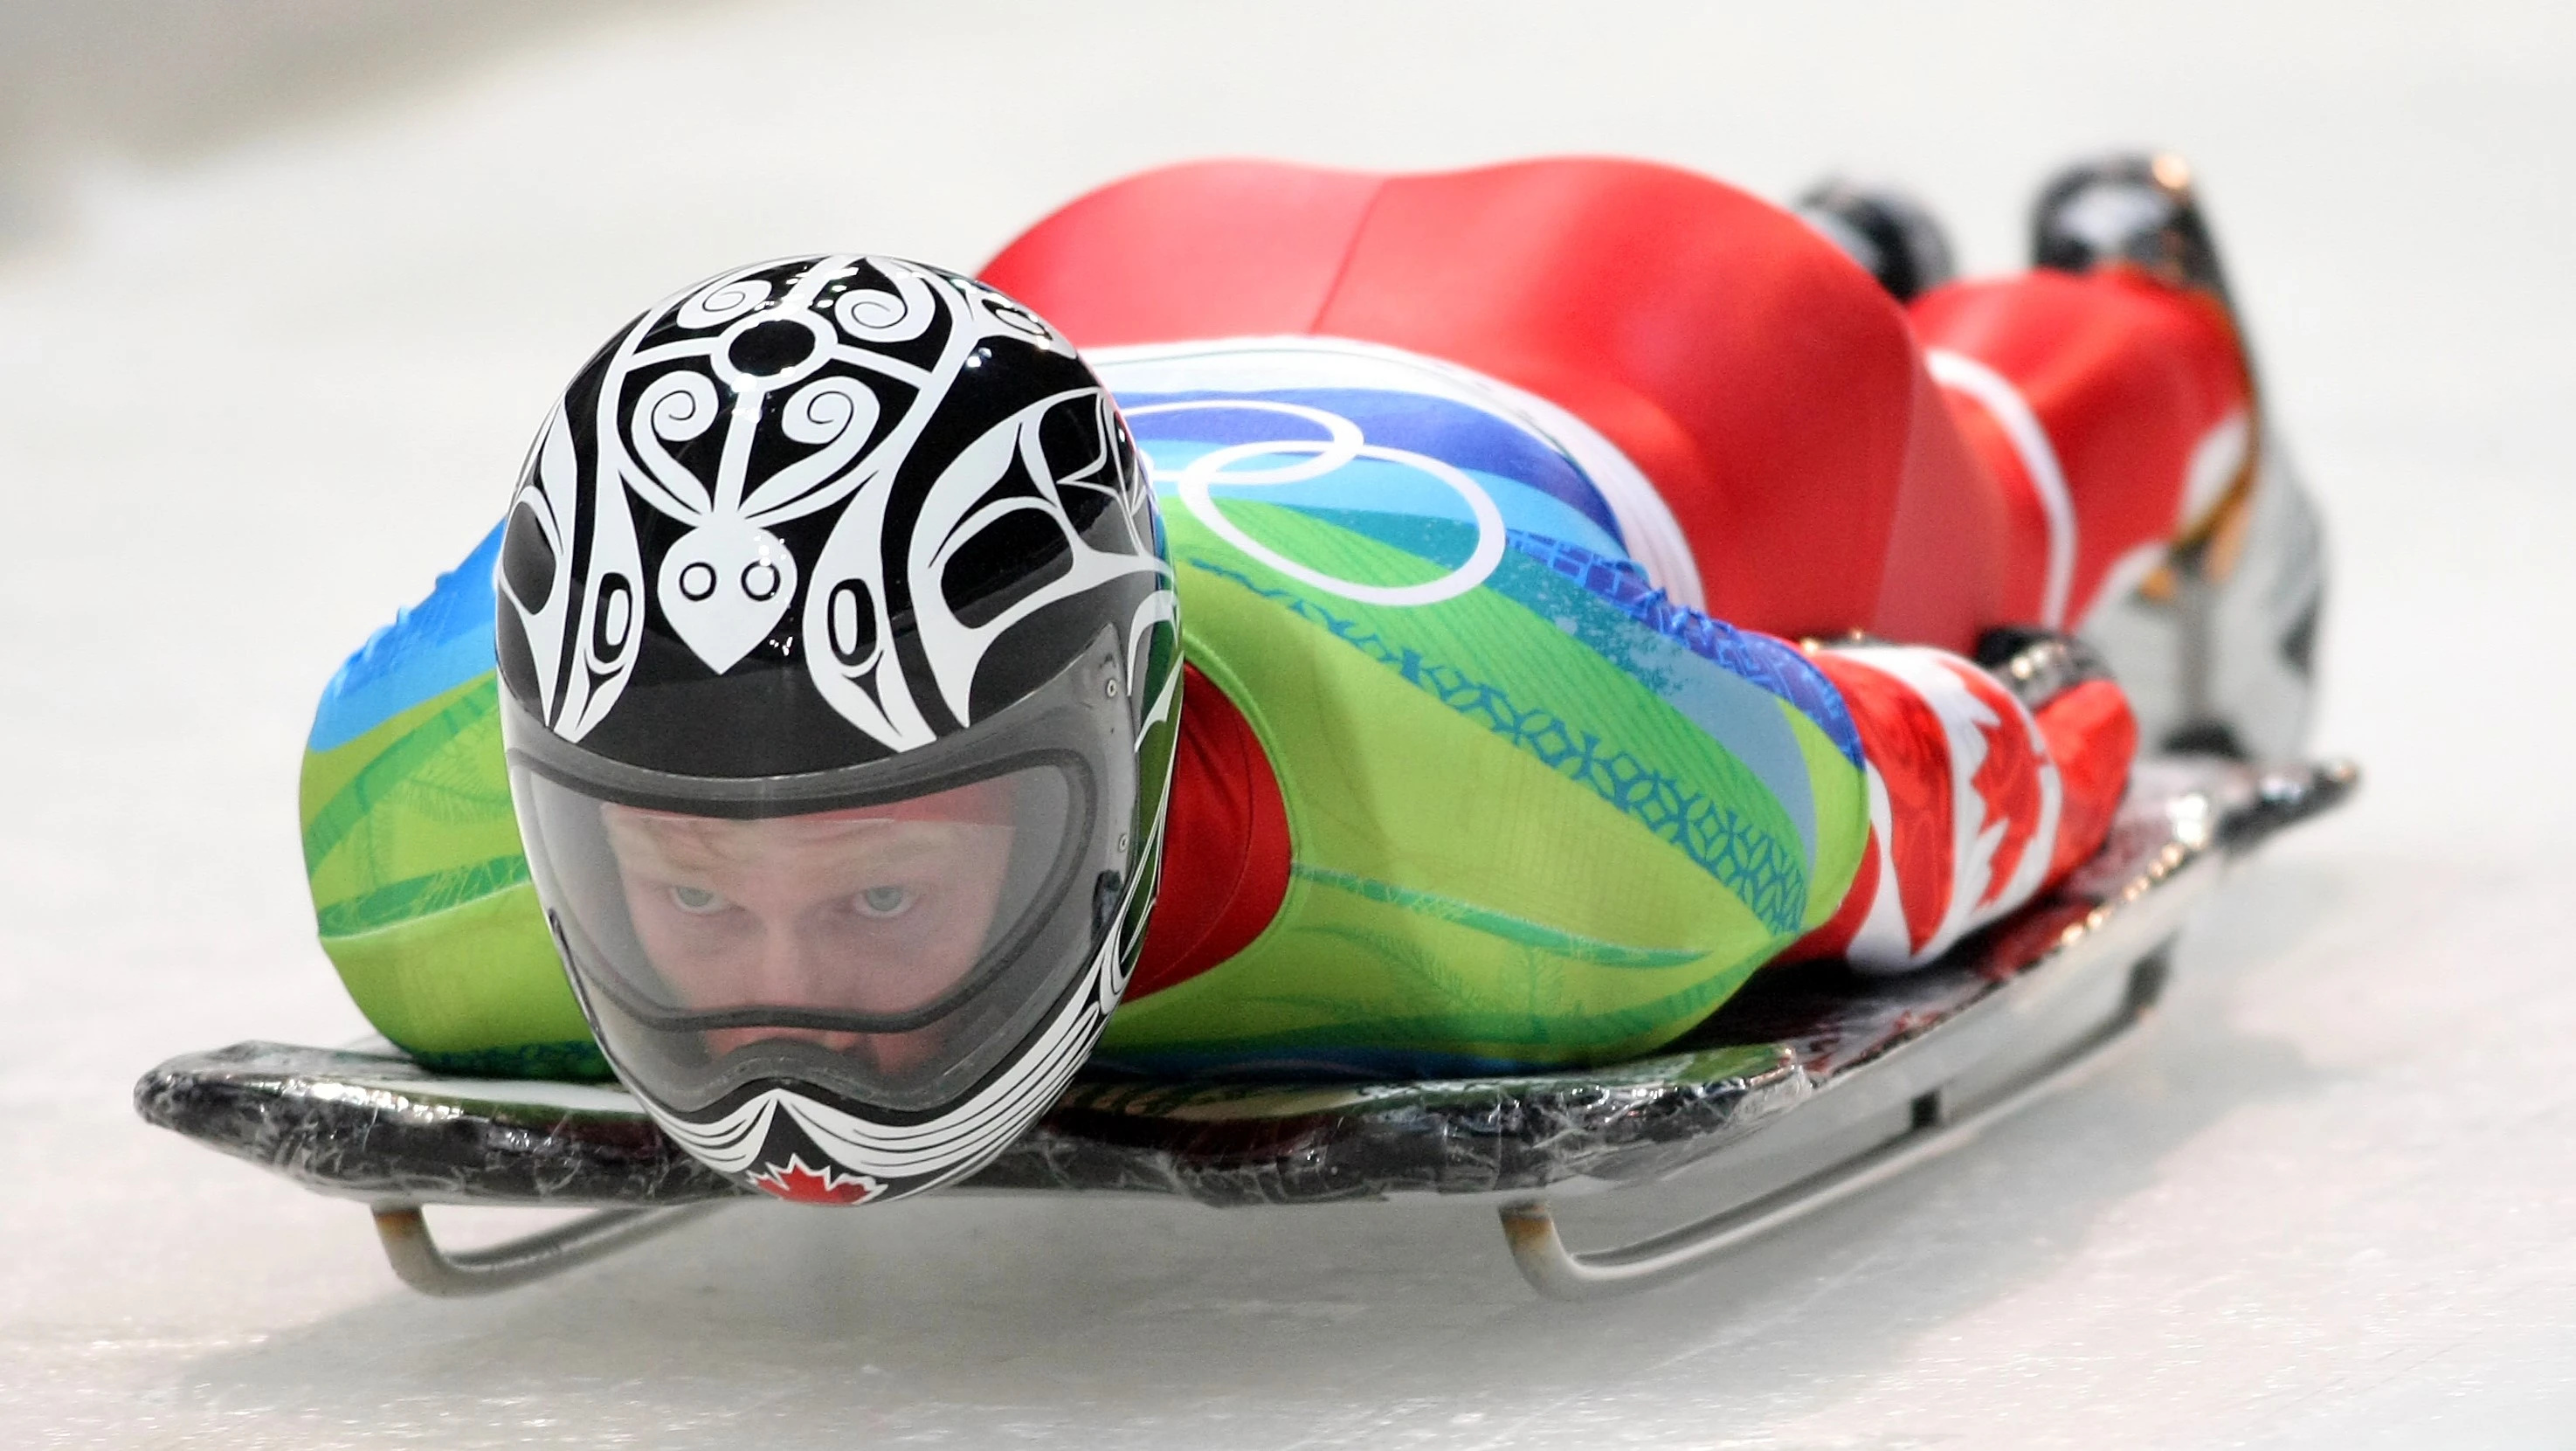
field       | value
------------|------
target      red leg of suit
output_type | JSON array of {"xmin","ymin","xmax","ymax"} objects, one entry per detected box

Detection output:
[{"xmin": 1912, "ymin": 271, "xmax": 2254, "ymax": 629}]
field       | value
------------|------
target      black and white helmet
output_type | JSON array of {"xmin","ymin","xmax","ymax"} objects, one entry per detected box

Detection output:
[{"xmin": 495, "ymin": 255, "xmax": 1179, "ymax": 1205}]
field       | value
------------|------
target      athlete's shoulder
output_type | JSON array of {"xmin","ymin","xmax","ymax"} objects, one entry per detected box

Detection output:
[
  {"xmin": 299, "ymin": 522, "xmax": 592, "ymax": 1079},
  {"xmin": 308, "ymin": 522, "xmax": 504, "ymax": 757}
]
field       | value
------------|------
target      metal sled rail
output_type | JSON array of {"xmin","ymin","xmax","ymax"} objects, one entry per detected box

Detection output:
[
  {"xmin": 370, "ymin": 1202, "xmax": 726, "ymax": 1297},
  {"xmin": 1500, "ymin": 948, "xmax": 2165, "ymax": 1300}
]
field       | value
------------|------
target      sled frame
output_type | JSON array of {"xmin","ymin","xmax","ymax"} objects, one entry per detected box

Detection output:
[
  {"xmin": 356, "ymin": 943, "xmax": 2165, "ymax": 1302},
  {"xmin": 137, "ymin": 757, "xmax": 2353, "ymax": 1300}
]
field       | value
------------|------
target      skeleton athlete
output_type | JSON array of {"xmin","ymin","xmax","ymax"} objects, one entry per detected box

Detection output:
[{"xmin": 298, "ymin": 155, "xmax": 2318, "ymax": 1202}]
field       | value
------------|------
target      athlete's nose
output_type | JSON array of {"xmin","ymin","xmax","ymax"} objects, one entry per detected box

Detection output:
[
  {"xmin": 701, "ymin": 920, "xmax": 858, "ymax": 1058},
  {"xmin": 743, "ymin": 915, "xmax": 844, "ymax": 1005}
]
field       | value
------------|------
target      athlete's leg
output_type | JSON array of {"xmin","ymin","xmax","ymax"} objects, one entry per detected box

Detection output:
[
  {"xmin": 1776, "ymin": 194, "xmax": 2246, "ymax": 965},
  {"xmin": 1910, "ymin": 259, "xmax": 2254, "ymax": 633},
  {"xmin": 1786, "ymin": 632, "xmax": 2137, "ymax": 971},
  {"xmin": 1947, "ymin": 155, "xmax": 2319, "ymax": 759}
]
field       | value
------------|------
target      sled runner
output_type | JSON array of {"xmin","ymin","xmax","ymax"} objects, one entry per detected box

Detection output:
[{"xmin": 136, "ymin": 754, "xmax": 2352, "ymax": 1301}]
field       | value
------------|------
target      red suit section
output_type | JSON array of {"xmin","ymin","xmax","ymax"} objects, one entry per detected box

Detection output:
[
  {"xmin": 1913, "ymin": 272, "xmax": 2253, "ymax": 625},
  {"xmin": 984, "ymin": 157, "xmax": 2251, "ymax": 651},
  {"xmin": 1132, "ymin": 667, "xmax": 1290, "ymax": 998}
]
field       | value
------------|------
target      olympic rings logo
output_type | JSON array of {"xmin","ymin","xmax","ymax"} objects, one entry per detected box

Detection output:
[{"xmin": 1122, "ymin": 398, "xmax": 1506, "ymax": 608}]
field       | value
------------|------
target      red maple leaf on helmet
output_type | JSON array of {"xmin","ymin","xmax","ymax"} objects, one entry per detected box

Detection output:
[{"xmin": 748, "ymin": 1154, "xmax": 880, "ymax": 1205}]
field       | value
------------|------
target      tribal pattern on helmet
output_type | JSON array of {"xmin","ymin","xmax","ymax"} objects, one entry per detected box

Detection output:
[{"xmin": 495, "ymin": 253, "xmax": 1175, "ymax": 777}]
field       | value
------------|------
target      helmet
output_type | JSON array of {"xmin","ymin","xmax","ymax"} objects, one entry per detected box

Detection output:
[{"xmin": 494, "ymin": 255, "xmax": 1179, "ymax": 1205}]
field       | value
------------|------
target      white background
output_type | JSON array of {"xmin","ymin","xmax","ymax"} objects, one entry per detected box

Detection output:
[{"xmin": 3, "ymin": 3, "xmax": 2571, "ymax": 1445}]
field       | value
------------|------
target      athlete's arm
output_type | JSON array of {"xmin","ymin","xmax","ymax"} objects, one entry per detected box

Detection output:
[
  {"xmin": 300, "ymin": 522, "xmax": 601, "ymax": 1077},
  {"xmin": 1787, "ymin": 632, "xmax": 2137, "ymax": 971}
]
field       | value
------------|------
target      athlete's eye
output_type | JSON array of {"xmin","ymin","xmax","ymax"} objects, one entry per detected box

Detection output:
[
  {"xmin": 668, "ymin": 885, "xmax": 730, "ymax": 916},
  {"xmin": 853, "ymin": 886, "xmax": 912, "ymax": 919}
]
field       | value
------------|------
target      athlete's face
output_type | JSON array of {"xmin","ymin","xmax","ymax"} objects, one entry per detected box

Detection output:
[{"xmin": 600, "ymin": 779, "xmax": 1020, "ymax": 1065}]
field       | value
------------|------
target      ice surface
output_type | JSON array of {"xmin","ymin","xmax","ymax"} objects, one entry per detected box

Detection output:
[{"xmin": 3, "ymin": 2, "xmax": 2573, "ymax": 1446}]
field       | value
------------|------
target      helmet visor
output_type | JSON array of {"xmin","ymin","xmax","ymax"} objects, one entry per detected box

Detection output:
[{"xmin": 514, "ymin": 754, "xmax": 1106, "ymax": 1115}]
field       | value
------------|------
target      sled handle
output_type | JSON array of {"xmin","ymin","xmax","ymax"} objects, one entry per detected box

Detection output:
[
  {"xmin": 1499, "ymin": 950, "xmax": 2167, "ymax": 1302},
  {"xmin": 370, "ymin": 1202, "xmax": 727, "ymax": 1297}
]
